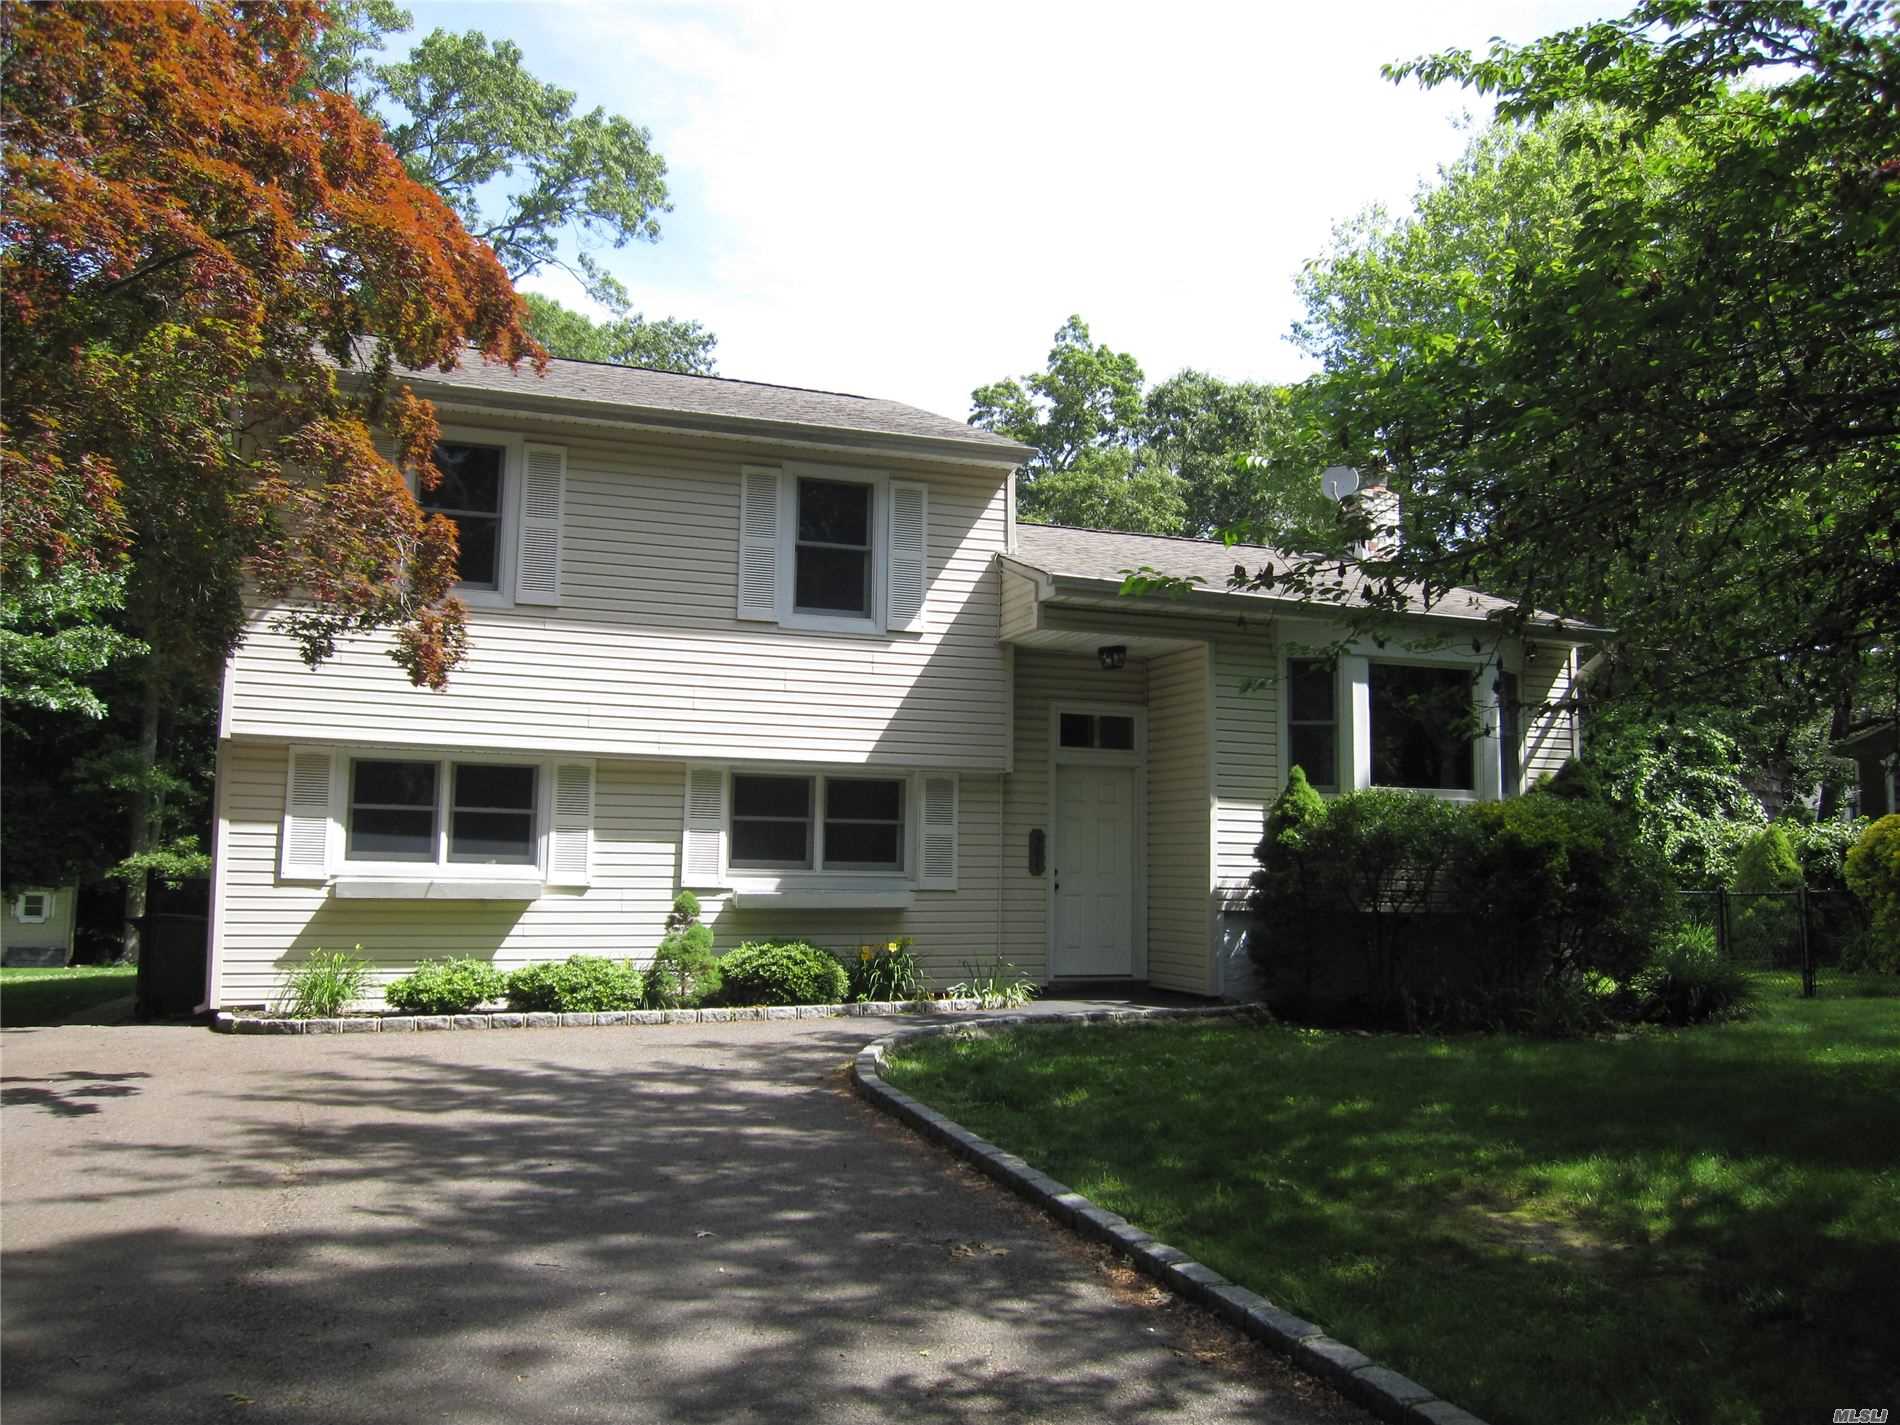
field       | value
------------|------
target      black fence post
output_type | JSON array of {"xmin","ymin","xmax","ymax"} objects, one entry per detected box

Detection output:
[
  {"xmin": 1799, "ymin": 885, "xmax": 1815, "ymax": 998},
  {"xmin": 1715, "ymin": 886, "xmax": 1730, "ymax": 960}
]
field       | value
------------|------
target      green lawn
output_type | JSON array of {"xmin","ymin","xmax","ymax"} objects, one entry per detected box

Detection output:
[
  {"xmin": 0, "ymin": 964, "xmax": 136, "ymax": 1027},
  {"xmin": 885, "ymin": 974, "xmax": 1900, "ymax": 1425}
]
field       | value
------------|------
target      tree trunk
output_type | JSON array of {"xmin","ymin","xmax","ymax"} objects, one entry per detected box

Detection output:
[
  {"xmin": 118, "ymin": 660, "xmax": 162, "ymax": 964},
  {"xmin": 1818, "ymin": 692, "xmax": 1853, "ymax": 820}
]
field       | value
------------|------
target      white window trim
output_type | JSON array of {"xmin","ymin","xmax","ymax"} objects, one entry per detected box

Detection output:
[
  {"xmin": 777, "ymin": 463, "xmax": 890, "ymax": 636},
  {"xmin": 14, "ymin": 891, "xmax": 51, "ymax": 924},
  {"xmin": 1049, "ymin": 702, "xmax": 1148, "ymax": 767},
  {"xmin": 414, "ymin": 426, "xmax": 525, "ymax": 611},
  {"xmin": 726, "ymin": 769, "xmax": 912, "ymax": 879},
  {"xmin": 1282, "ymin": 645, "xmax": 1505, "ymax": 803},
  {"xmin": 337, "ymin": 748, "xmax": 558, "ymax": 883}
]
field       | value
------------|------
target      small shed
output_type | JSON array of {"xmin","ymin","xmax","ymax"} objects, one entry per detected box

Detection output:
[
  {"xmin": 2, "ymin": 886, "xmax": 78, "ymax": 967},
  {"xmin": 1834, "ymin": 720, "xmax": 1898, "ymax": 820}
]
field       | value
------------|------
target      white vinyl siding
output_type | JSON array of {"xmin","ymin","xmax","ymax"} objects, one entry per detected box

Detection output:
[
  {"xmin": 1213, "ymin": 626, "xmax": 1279, "ymax": 912},
  {"xmin": 225, "ymin": 431, "xmax": 1010, "ymax": 771},
  {"xmin": 1520, "ymin": 645, "xmax": 1580, "ymax": 789},
  {"xmin": 210, "ymin": 743, "xmax": 1003, "ymax": 1007},
  {"xmin": 1145, "ymin": 646, "xmax": 1213, "ymax": 994}
]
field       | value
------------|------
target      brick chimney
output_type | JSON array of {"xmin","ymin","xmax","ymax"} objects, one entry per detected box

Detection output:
[{"xmin": 1352, "ymin": 482, "xmax": 1400, "ymax": 562}]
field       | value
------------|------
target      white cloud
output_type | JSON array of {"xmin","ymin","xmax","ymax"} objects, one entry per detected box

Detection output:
[{"xmin": 480, "ymin": 0, "xmax": 1605, "ymax": 415}]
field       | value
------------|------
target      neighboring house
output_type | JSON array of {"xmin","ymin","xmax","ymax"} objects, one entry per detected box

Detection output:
[
  {"xmin": 1835, "ymin": 720, "xmax": 1897, "ymax": 819},
  {"xmin": 2, "ymin": 886, "xmax": 77, "ymax": 967},
  {"xmin": 202, "ymin": 356, "xmax": 1593, "ymax": 1009}
]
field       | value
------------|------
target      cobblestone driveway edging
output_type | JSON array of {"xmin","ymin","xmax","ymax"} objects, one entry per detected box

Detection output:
[
  {"xmin": 851, "ymin": 1004, "xmax": 1491, "ymax": 1425},
  {"xmin": 211, "ymin": 998, "xmax": 983, "ymax": 1034}
]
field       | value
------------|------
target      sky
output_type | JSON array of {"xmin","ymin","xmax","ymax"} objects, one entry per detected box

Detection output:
[{"xmin": 394, "ymin": 0, "xmax": 1612, "ymax": 419}]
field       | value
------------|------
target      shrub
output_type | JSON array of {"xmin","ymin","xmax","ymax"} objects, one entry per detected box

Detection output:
[
  {"xmin": 505, "ymin": 956, "xmax": 645, "ymax": 1012},
  {"xmin": 1631, "ymin": 923, "xmax": 1753, "ymax": 1025},
  {"xmin": 1844, "ymin": 814, "xmax": 1900, "ymax": 950},
  {"xmin": 645, "ymin": 891, "xmax": 721, "ymax": 1007},
  {"xmin": 278, "ymin": 947, "xmax": 371, "ymax": 1018},
  {"xmin": 383, "ymin": 957, "xmax": 507, "ymax": 1014},
  {"xmin": 1728, "ymin": 824, "xmax": 1804, "ymax": 965},
  {"xmin": 848, "ymin": 937, "xmax": 924, "ymax": 1002},
  {"xmin": 716, "ymin": 940, "xmax": 848, "ymax": 1007},
  {"xmin": 1251, "ymin": 764, "xmax": 1329, "ymax": 904},
  {"xmin": 1787, "ymin": 816, "xmax": 1867, "ymax": 894}
]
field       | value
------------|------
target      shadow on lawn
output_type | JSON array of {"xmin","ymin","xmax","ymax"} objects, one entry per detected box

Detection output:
[{"xmin": 0, "ymin": 1024, "xmax": 1362, "ymax": 1425}]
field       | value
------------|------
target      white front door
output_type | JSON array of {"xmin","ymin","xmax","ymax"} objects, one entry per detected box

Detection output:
[{"xmin": 1052, "ymin": 764, "xmax": 1137, "ymax": 977}]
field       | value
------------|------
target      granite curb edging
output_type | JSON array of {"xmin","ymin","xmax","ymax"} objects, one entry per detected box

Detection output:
[
  {"xmin": 850, "ymin": 1005, "xmax": 1492, "ymax": 1425},
  {"xmin": 211, "ymin": 998, "xmax": 985, "ymax": 1035}
]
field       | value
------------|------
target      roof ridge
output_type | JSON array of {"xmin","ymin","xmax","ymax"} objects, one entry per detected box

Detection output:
[
  {"xmin": 480, "ymin": 346, "xmax": 878, "ymax": 403},
  {"xmin": 1022, "ymin": 522, "xmax": 1292, "ymax": 557}
]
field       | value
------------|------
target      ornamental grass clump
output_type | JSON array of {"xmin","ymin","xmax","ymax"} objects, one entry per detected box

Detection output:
[
  {"xmin": 277, "ymin": 948, "xmax": 372, "ymax": 1018},
  {"xmin": 716, "ymin": 941, "xmax": 848, "ymax": 1007},
  {"xmin": 848, "ymin": 937, "xmax": 923, "ymax": 1002},
  {"xmin": 1630, "ymin": 923, "xmax": 1753, "ymax": 1025},
  {"xmin": 505, "ymin": 956, "xmax": 644, "ymax": 1012},
  {"xmin": 382, "ymin": 957, "xmax": 507, "ymax": 1014}
]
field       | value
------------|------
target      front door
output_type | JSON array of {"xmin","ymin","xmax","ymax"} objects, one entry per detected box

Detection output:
[{"xmin": 1052, "ymin": 764, "xmax": 1136, "ymax": 977}]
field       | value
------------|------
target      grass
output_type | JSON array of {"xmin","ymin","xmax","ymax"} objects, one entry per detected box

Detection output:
[
  {"xmin": 885, "ymin": 973, "xmax": 1900, "ymax": 1425},
  {"xmin": 0, "ymin": 964, "xmax": 137, "ymax": 1027}
]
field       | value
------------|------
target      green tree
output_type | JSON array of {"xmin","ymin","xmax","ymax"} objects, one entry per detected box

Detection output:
[
  {"xmin": 521, "ymin": 292, "xmax": 716, "ymax": 374},
  {"xmin": 1282, "ymin": 3, "xmax": 1896, "ymax": 733}
]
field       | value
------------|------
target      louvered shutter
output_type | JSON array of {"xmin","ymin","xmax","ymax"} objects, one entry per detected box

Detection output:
[
  {"xmin": 736, "ymin": 467, "xmax": 781, "ymax": 621},
  {"xmin": 280, "ymin": 746, "xmax": 336, "ymax": 881},
  {"xmin": 516, "ymin": 443, "xmax": 566, "ymax": 605},
  {"xmin": 545, "ymin": 761, "xmax": 594, "ymax": 887},
  {"xmin": 886, "ymin": 480, "xmax": 928, "ymax": 631},
  {"xmin": 917, "ymin": 774, "xmax": 958, "ymax": 890},
  {"xmin": 681, "ymin": 767, "xmax": 728, "ymax": 887}
]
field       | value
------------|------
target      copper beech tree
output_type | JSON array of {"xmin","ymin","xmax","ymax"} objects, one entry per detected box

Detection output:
[{"xmin": 1, "ymin": 0, "xmax": 543, "ymax": 691}]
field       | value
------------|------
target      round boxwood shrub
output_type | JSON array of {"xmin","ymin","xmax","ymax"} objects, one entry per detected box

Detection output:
[
  {"xmin": 716, "ymin": 940, "xmax": 848, "ymax": 1007},
  {"xmin": 505, "ymin": 956, "xmax": 645, "ymax": 1012},
  {"xmin": 383, "ymin": 957, "xmax": 507, "ymax": 1014}
]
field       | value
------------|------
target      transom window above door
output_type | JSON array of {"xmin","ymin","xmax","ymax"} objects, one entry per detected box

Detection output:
[
  {"xmin": 1058, "ymin": 712, "xmax": 1136, "ymax": 751},
  {"xmin": 421, "ymin": 442, "xmax": 506, "ymax": 589},
  {"xmin": 794, "ymin": 478, "xmax": 873, "ymax": 617}
]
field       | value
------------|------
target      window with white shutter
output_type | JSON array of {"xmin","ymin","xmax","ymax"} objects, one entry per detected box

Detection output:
[
  {"xmin": 736, "ymin": 467, "xmax": 781, "ymax": 621},
  {"xmin": 682, "ymin": 767, "xmax": 729, "ymax": 887},
  {"xmin": 917, "ymin": 774, "xmax": 958, "ymax": 890},
  {"xmin": 545, "ymin": 761, "xmax": 594, "ymax": 886},
  {"xmin": 515, "ymin": 443, "xmax": 566, "ymax": 605},
  {"xmin": 280, "ymin": 746, "xmax": 337, "ymax": 880},
  {"xmin": 886, "ymin": 480, "xmax": 928, "ymax": 631}
]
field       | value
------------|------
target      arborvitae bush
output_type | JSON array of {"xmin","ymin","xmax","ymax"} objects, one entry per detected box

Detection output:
[
  {"xmin": 645, "ymin": 891, "xmax": 721, "ymax": 1007},
  {"xmin": 1728, "ymin": 824, "xmax": 1804, "ymax": 965}
]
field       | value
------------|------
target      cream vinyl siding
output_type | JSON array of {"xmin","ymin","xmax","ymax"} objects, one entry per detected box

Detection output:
[
  {"xmin": 1144, "ymin": 646, "xmax": 1213, "ymax": 994},
  {"xmin": 1213, "ymin": 626, "xmax": 1280, "ymax": 911},
  {"xmin": 693, "ymin": 775, "xmax": 1002, "ymax": 988},
  {"xmin": 1520, "ymin": 646, "xmax": 1580, "ymax": 788},
  {"xmin": 224, "ymin": 430, "xmax": 1012, "ymax": 772},
  {"xmin": 212, "ymin": 742, "xmax": 1006, "ymax": 1006},
  {"xmin": 999, "ymin": 568, "xmax": 1038, "ymax": 642},
  {"xmin": 998, "ymin": 651, "xmax": 1151, "ymax": 982}
]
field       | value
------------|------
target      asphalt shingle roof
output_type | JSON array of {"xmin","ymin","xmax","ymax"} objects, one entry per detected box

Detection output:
[
  {"xmin": 1012, "ymin": 524, "xmax": 1587, "ymax": 630},
  {"xmin": 396, "ymin": 352, "xmax": 1032, "ymax": 459}
]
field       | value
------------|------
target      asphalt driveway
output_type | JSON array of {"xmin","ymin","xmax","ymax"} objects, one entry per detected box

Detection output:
[{"xmin": 1, "ymin": 1012, "xmax": 1365, "ymax": 1425}]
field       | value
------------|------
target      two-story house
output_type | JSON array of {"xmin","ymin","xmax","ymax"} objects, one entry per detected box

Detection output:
[{"xmin": 202, "ymin": 356, "xmax": 1590, "ymax": 1009}]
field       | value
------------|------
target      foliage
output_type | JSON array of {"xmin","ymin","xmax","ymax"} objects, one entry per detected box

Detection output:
[
  {"xmin": 0, "ymin": 564, "xmax": 145, "ymax": 720},
  {"xmin": 1727, "ymin": 825, "xmax": 1805, "ymax": 966},
  {"xmin": 946, "ymin": 958, "xmax": 1037, "ymax": 1010},
  {"xmin": 1786, "ymin": 816, "xmax": 1868, "ymax": 895},
  {"xmin": 382, "ymin": 957, "xmax": 507, "ymax": 1014},
  {"xmin": 1844, "ymin": 815, "xmax": 1900, "ymax": 946},
  {"xmin": 277, "ymin": 948, "xmax": 372, "ymax": 1018},
  {"xmin": 1250, "ymin": 764, "xmax": 1330, "ymax": 905},
  {"xmin": 1630, "ymin": 923, "xmax": 1753, "ymax": 1026},
  {"xmin": 1280, "ymin": 5, "xmax": 1900, "ymax": 727},
  {"xmin": 715, "ymin": 941, "xmax": 848, "ymax": 1008},
  {"xmin": 313, "ymin": 3, "xmax": 673, "ymax": 311},
  {"xmin": 847, "ymin": 938, "xmax": 924, "ymax": 1003},
  {"xmin": 504, "ymin": 956, "xmax": 645, "ymax": 1013},
  {"xmin": 521, "ymin": 292, "xmax": 716, "ymax": 375},
  {"xmin": 885, "ymin": 982, "xmax": 1900, "ymax": 1425},
  {"xmin": 644, "ymin": 892, "xmax": 720, "ymax": 1008}
]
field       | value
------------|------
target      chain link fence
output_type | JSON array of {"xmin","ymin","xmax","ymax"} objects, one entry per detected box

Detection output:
[{"xmin": 1679, "ymin": 889, "xmax": 1872, "ymax": 997}]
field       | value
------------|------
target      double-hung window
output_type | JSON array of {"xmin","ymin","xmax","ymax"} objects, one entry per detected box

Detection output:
[
  {"xmin": 345, "ymin": 757, "xmax": 539, "ymax": 868},
  {"xmin": 421, "ymin": 442, "xmax": 507, "ymax": 590},
  {"xmin": 794, "ymin": 479, "xmax": 873, "ymax": 618},
  {"xmin": 728, "ymin": 773, "xmax": 906, "ymax": 872},
  {"xmin": 1285, "ymin": 658, "xmax": 1340, "ymax": 791},
  {"xmin": 735, "ymin": 464, "xmax": 929, "ymax": 632}
]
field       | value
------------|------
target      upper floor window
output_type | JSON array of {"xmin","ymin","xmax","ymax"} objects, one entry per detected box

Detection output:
[
  {"xmin": 1369, "ymin": 663, "xmax": 1476, "ymax": 792},
  {"xmin": 421, "ymin": 442, "xmax": 506, "ymax": 590},
  {"xmin": 795, "ymin": 478, "xmax": 873, "ymax": 617},
  {"xmin": 1285, "ymin": 658, "xmax": 1340, "ymax": 791}
]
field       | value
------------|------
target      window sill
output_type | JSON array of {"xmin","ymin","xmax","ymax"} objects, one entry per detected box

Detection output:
[
  {"xmin": 778, "ymin": 611, "xmax": 885, "ymax": 636},
  {"xmin": 332, "ymin": 877, "xmax": 544, "ymax": 901},
  {"xmin": 728, "ymin": 881, "xmax": 915, "ymax": 911}
]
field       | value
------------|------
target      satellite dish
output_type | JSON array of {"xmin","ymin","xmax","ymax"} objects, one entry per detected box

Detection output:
[{"xmin": 1321, "ymin": 465, "xmax": 1361, "ymax": 502}]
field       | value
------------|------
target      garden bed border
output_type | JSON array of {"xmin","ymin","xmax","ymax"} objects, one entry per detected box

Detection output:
[
  {"xmin": 211, "ymin": 997, "xmax": 983, "ymax": 1034},
  {"xmin": 851, "ymin": 1004, "xmax": 1491, "ymax": 1425}
]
